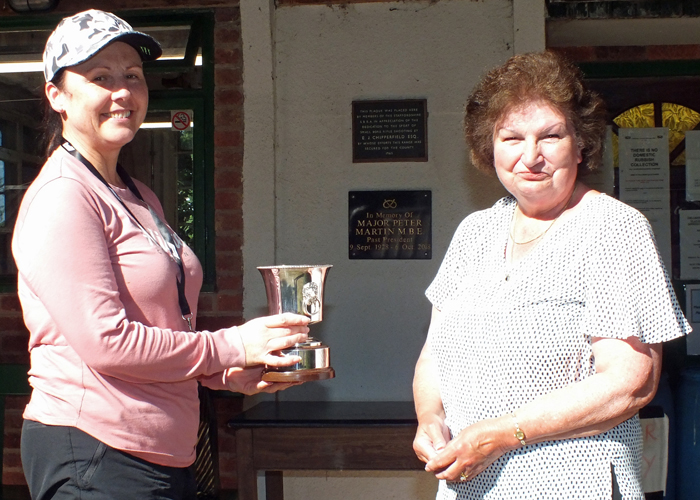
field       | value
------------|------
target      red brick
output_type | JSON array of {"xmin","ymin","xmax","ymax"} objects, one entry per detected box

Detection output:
[
  {"xmin": 5, "ymin": 412, "xmax": 27, "ymax": 430},
  {"xmin": 196, "ymin": 315, "xmax": 243, "ymax": 331},
  {"xmin": 216, "ymin": 260, "xmax": 243, "ymax": 278},
  {"xmin": 214, "ymin": 130, "xmax": 242, "ymax": 148},
  {"xmin": 197, "ymin": 294, "xmax": 214, "ymax": 313},
  {"xmin": 215, "ymin": 212, "xmax": 244, "ymax": 232},
  {"xmin": 215, "ymin": 234, "xmax": 242, "ymax": 252},
  {"xmin": 3, "ymin": 450, "xmax": 22, "ymax": 469},
  {"xmin": 2, "ymin": 470, "xmax": 27, "ymax": 486},
  {"xmin": 0, "ymin": 352, "xmax": 30, "ymax": 364},
  {"xmin": 216, "ymin": 7, "xmax": 240, "ymax": 24},
  {"xmin": 216, "ymin": 248, "xmax": 242, "ymax": 264},
  {"xmin": 3, "ymin": 432, "xmax": 21, "ymax": 449},
  {"xmin": 216, "ymin": 258, "xmax": 243, "ymax": 275},
  {"xmin": 214, "ymin": 168, "xmax": 242, "ymax": 190},
  {"xmin": 215, "ymin": 26, "xmax": 241, "ymax": 46},
  {"xmin": 0, "ymin": 295, "xmax": 21, "ymax": 312},
  {"xmin": 5, "ymin": 396, "xmax": 29, "ymax": 410},
  {"xmin": 215, "ymin": 88, "xmax": 243, "ymax": 106},
  {"xmin": 3, "ymin": 332, "xmax": 30, "ymax": 351},
  {"xmin": 594, "ymin": 45, "xmax": 646, "ymax": 62},
  {"xmin": 214, "ymin": 150, "xmax": 243, "ymax": 171},
  {"xmin": 0, "ymin": 316, "xmax": 28, "ymax": 330},
  {"xmin": 215, "ymin": 191, "xmax": 242, "ymax": 211},
  {"xmin": 214, "ymin": 108, "xmax": 243, "ymax": 129},
  {"xmin": 216, "ymin": 293, "xmax": 242, "ymax": 312},
  {"xmin": 214, "ymin": 66, "xmax": 243, "ymax": 87},
  {"xmin": 214, "ymin": 251, "xmax": 242, "ymax": 268},
  {"xmin": 214, "ymin": 47, "xmax": 242, "ymax": 66},
  {"xmin": 551, "ymin": 46, "xmax": 596, "ymax": 63},
  {"xmin": 647, "ymin": 44, "xmax": 700, "ymax": 60},
  {"xmin": 217, "ymin": 276, "xmax": 243, "ymax": 294}
]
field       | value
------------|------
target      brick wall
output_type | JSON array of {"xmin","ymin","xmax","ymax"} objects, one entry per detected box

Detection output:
[
  {"xmin": 0, "ymin": 0, "xmax": 245, "ymax": 492},
  {"xmin": 554, "ymin": 44, "xmax": 700, "ymax": 63}
]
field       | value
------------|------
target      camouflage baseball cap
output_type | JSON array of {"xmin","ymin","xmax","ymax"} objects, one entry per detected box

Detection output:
[{"xmin": 43, "ymin": 9, "xmax": 162, "ymax": 83}]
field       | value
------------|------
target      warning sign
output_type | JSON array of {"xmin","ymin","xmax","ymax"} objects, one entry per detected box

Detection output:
[{"xmin": 171, "ymin": 110, "xmax": 192, "ymax": 131}]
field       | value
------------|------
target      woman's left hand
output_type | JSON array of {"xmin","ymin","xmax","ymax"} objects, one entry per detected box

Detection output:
[
  {"xmin": 224, "ymin": 366, "xmax": 300, "ymax": 395},
  {"xmin": 424, "ymin": 416, "xmax": 512, "ymax": 482}
]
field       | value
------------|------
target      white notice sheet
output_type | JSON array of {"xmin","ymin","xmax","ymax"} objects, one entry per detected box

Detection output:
[
  {"xmin": 680, "ymin": 210, "xmax": 700, "ymax": 280},
  {"xmin": 686, "ymin": 130, "xmax": 700, "ymax": 202},
  {"xmin": 684, "ymin": 284, "xmax": 700, "ymax": 355},
  {"xmin": 618, "ymin": 128, "xmax": 672, "ymax": 271}
]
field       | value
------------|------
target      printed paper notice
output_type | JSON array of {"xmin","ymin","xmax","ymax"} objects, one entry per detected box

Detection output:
[
  {"xmin": 618, "ymin": 128, "xmax": 672, "ymax": 271},
  {"xmin": 686, "ymin": 130, "xmax": 700, "ymax": 201},
  {"xmin": 680, "ymin": 210, "xmax": 700, "ymax": 280},
  {"xmin": 685, "ymin": 284, "xmax": 700, "ymax": 355}
]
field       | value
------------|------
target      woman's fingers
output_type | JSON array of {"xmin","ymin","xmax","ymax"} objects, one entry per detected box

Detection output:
[
  {"xmin": 426, "ymin": 419, "xmax": 506, "ymax": 482},
  {"xmin": 265, "ymin": 333, "xmax": 309, "ymax": 354},
  {"xmin": 259, "ymin": 381, "xmax": 301, "ymax": 393},
  {"xmin": 263, "ymin": 312, "xmax": 312, "ymax": 328},
  {"xmin": 225, "ymin": 366, "xmax": 302, "ymax": 395},
  {"xmin": 263, "ymin": 351, "xmax": 303, "ymax": 368},
  {"xmin": 413, "ymin": 434, "xmax": 438, "ymax": 463},
  {"xmin": 238, "ymin": 314, "xmax": 310, "ymax": 366},
  {"xmin": 414, "ymin": 420, "xmax": 449, "ymax": 464}
]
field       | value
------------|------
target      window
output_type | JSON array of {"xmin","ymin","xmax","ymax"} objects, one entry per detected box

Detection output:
[
  {"xmin": 611, "ymin": 102, "xmax": 700, "ymax": 167},
  {"xmin": 0, "ymin": 11, "xmax": 216, "ymax": 291}
]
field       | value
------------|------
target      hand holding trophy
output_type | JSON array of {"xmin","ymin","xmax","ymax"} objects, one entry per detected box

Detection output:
[{"xmin": 257, "ymin": 265, "xmax": 335, "ymax": 382}]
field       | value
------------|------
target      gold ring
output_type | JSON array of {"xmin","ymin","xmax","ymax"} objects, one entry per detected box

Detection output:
[{"xmin": 459, "ymin": 471, "xmax": 469, "ymax": 482}]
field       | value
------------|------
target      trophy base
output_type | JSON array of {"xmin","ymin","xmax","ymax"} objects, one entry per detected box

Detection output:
[{"xmin": 262, "ymin": 367, "xmax": 335, "ymax": 383}]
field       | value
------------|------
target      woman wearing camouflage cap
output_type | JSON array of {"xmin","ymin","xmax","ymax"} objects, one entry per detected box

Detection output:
[{"xmin": 12, "ymin": 10, "xmax": 308, "ymax": 499}]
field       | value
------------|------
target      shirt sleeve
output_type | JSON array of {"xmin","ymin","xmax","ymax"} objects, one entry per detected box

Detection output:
[
  {"xmin": 582, "ymin": 204, "xmax": 690, "ymax": 343},
  {"xmin": 13, "ymin": 176, "xmax": 246, "ymax": 384}
]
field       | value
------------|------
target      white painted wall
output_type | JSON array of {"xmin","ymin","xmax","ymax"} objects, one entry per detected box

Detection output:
[
  {"xmin": 239, "ymin": 2, "xmax": 700, "ymax": 499},
  {"xmin": 239, "ymin": 1, "xmax": 538, "ymax": 498},
  {"xmin": 244, "ymin": 0, "xmax": 513, "ymax": 403}
]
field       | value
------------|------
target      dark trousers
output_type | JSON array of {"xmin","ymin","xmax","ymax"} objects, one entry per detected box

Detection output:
[{"xmin": 21, "ymin": 420, "xmax": 197, "ymax": 500}]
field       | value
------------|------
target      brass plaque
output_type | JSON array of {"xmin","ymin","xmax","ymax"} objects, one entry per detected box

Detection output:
[
  {"xmin": 352, "ymin": 100, "xmax": 428, "ymax": 162},
  {"xmin": 349, "ymin": 190, "xmax": 431, "ymax": 260}
]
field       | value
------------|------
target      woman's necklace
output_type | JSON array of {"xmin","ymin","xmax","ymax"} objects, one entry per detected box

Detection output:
[
  {"xmin": 509, "ymin": 183, "xmax": 578, "ymax": 245},
  {"xmin": 504, "ymin": 184, "xmax": 578, "ymax": 282}
]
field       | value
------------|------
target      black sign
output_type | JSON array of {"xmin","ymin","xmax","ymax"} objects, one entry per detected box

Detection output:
[
  {"xmin": 352, "ymin": 100, "xmax": 428, "ymax": 162},
  {"xmin": 349, "ymin": 190, "xmax": 431, "ymax": 260}
]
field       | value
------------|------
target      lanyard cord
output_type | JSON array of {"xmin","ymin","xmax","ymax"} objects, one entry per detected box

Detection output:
[{"xmin": 61, "ymin": 141, "xmax": 193, "ymax": 330}]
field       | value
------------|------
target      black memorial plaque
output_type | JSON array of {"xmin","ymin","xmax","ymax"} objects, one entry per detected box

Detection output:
[
  {"xmin": 352, "ymin": 100, "xmax": 428, "ymax": 162},
  {"xmin": 349, "ymin": 190, "xmax": 431, "ymax": 260}
]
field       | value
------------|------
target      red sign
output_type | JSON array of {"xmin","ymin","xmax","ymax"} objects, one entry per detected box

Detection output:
[{"xmin": 171, "ymin": 111, "xmax": 191, "ymax": 131}]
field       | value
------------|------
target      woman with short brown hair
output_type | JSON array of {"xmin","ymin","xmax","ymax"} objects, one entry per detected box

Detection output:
[{"xmin": 413, "ymin": 51, "xmax": 689, "ymax": 499}]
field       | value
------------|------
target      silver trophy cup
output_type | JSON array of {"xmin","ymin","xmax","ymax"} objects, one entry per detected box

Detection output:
[{"xmin": 257, "ymin": 265, "xmax": 335, "ymax": 382}]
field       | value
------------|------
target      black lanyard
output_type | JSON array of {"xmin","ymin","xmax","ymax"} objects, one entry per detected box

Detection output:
[{"xmin": 62, "ymin": 141, "xmax": 193, "ymax": 330}]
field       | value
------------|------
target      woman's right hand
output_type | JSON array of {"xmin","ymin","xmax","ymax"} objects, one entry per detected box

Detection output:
[
  {"xmin": 414, "ymin": 412, "xmax": 451, "ymax": 464},
  {"xmin": 225, "ymin": 366, "xmax": 300, "ymax": 395},
  {"xmin": 237, "ymin": 313, "xmax": 309, "ymax": 367}
]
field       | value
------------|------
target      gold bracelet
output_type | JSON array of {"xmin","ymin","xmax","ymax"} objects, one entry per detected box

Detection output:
[{"xmin": 511, "ymin": 413, "xmax": 526, "ymax": 446}]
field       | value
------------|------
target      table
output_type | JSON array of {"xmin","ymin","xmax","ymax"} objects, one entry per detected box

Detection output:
[{"xmin": 228, "ymin": 401, "xmax": 424, "ymax": 500}]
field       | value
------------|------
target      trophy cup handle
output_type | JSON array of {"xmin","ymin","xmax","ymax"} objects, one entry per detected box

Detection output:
[{"xmin": 302, "ymin": 282, "xmax": 320, "ymax": 317}]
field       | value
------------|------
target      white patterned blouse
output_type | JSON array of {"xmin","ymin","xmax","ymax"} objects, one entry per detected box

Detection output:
[{"xmin": 425, "ymin": 194, "xmax": 690, "ymax": 500}]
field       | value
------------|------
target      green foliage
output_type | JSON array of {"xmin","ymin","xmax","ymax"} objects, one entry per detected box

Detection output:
[{"xmin": 177, "ymin": 130, "xmax": 195, "ymax": 246}]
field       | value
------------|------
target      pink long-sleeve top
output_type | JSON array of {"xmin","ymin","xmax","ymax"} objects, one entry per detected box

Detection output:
[{"xmin": 12, "ymin": 146, "xmax": 245, "ymax": 468}]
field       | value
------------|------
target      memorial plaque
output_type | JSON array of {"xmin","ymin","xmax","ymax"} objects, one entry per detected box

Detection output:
[
  {"xmin": 352, "ymin": 100, "xmax": 428, "ymax": 162},
  {"xmin": 349, "ymin": 190, "xmax": 431, "ymax": 260}
]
